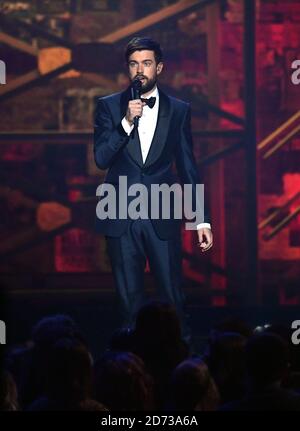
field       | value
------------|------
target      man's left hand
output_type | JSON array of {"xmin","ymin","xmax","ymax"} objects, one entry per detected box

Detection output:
[{"xmin": 197, "ymin": 228, "xmax": 213, "ymax": 252}]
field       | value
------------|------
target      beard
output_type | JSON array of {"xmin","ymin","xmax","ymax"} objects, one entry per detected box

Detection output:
[{"xmin": 133, "ymin": 75, "xmax": 157, "ymax": 94}]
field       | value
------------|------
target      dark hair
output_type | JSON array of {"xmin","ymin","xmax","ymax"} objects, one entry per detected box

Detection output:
[
  {"xmin": 246, "ymin": 333, "xmax": 289, "ymax": 385},
  {"xmin": 94, "ymin": 351, "xmax": 154, "ymax": 411},
  {"xmin": 170, "ymin": 358, "xmax": 220, "ymax": 411},
  {"xmin": 47, "ymin": 337, "xmax": 92, "ymax": 402},
  {"xmin": 125, "ymin": 36, "xmax": 163, "ymax": 64},
  {"xmin": 31, "ymin": 314, "xmax": 86, "ymax": 348},
  {"xmin": 135, "ymin": 301, "xmax": 182, "ymax": 341}
]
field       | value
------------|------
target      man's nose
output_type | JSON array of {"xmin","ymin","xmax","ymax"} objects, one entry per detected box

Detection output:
[{"xmin": 137, "ymin": 63, "xmax": 144, "ymax": 73}]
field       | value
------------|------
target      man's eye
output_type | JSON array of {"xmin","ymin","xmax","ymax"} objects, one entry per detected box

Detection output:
[
  {"xmin": 129, "ymin": 62, "xmax": 137, "ymax": 67},
  {"xmin": 144, "ymin": 62, "xmax": 152, "ymax": 67}
]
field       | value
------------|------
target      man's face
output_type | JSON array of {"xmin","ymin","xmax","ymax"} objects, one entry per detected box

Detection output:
[{"xmin": 128, "ymin": 49, "xmax": 163, "ymax": 94}]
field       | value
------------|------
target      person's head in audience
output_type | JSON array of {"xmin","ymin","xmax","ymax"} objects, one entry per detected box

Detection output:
[
  {"xmin": 246, "ymin": 332, "xmax": 290, "ymax": 388},
  {"xmin": 94, "ymin": 351, "xmax": 154, "ymax": 411},
  {"xmin": 135, "ymin": 301, "xmax": 181, "ymax": 337},
  {"xmin": 169, "ymin": 358, "xmax": 220, "ymax": 411},
  {"xmin": 131, "ymin": 301, "xmax": 190, "ymax": 409},
  {"xmin": 5, "ymin": 314, "xmax": 87, "ymax": 409},
  {"xmin": 24, "ymin": 314, "xmax": 87, "ymax": 407},
  {"xmin": 264, "ymin": 323, "xmax": 300, "ymax": 374},
  {"xmin": 133, "ymin": 301, "xmax": 189, "ymax": 363},
  {"xmin": 0, "ymin": 371, "xmax": 18, "ymax": 411},
  {"xmin": 32, "ymin": 314, "xmax": 86, "ymax": 349},
  {"xmin": 204, "ymin": 332, "xmax": 247, "ymax": 403},
  {"xmin": 46, "ymin": 337, "xmax": 93, "ymax": 405}
]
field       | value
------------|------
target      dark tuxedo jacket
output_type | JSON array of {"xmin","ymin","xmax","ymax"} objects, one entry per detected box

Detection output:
[{"xmin": 94, "ymin": 86, "xmax": 210, "ymax": 239}]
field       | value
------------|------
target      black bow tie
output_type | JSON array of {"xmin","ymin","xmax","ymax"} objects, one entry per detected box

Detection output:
[{"xmin": 141, "ymin": 97, "xmax": 156, "ymax": 108}]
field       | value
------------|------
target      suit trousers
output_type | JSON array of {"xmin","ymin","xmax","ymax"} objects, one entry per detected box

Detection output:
[{"xmin": 105, "ymin": 218, "xmax": 191, "ymax": 342}]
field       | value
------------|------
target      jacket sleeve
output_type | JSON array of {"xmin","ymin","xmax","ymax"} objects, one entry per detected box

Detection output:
[
  {"xmin": 94, "ymin": 98, "xmax": 129, "ymax": 170},
  {"xmin": 175, "ymin": 104, "xmax": 211, "ymax": 225}
]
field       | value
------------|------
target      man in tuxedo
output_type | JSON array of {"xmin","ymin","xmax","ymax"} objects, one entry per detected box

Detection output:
[{"xmin": 94, "ymin": 37, "xmax": 213, "ymax": 343}]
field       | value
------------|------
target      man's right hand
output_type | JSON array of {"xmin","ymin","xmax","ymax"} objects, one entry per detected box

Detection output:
[{"xmin": 125, "ymin": 99, "xmax": 145, "ymax": 126}]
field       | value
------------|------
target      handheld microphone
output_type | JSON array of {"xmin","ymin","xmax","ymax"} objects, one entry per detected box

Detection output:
[{"xmin": 131, "ymin": 78, "xmax": 142, "ymax": 128}]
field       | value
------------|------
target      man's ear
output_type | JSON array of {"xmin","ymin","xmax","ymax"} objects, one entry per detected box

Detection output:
[{"xmin": 156, "ymin": 62, "xmax": 164, "ymax": 75}]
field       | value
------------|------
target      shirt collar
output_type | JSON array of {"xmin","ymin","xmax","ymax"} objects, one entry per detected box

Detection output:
[{"xmin": 143, "ymin": 86, "xmax": 159, "ymax": 99}]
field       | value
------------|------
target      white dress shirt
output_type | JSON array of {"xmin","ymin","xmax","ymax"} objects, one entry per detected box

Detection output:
[{"xmin": 121, "ymin": 86, "xmax": 211, "ymax": 231}]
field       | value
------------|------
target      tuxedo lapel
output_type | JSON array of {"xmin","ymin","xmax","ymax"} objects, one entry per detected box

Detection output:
[
  {"xmin": 120, "ymin": 86, "xmax": 130, "ymax": 119},
  {"xmin": 120, "ymin": 87, "xmax": 143, "ymax": 167},
  {"xmin": 143, "ymin": 88, "xmax": 171, "ymax": 168},
  {"xmin": 126, "ymin": 129, "xmax": 144, "ymax": 167}
]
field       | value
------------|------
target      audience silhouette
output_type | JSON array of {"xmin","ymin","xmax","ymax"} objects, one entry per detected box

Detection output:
[{"xmin": 2, "ymin": 306, "xmax": 300, "ymax": 411}]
